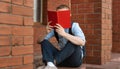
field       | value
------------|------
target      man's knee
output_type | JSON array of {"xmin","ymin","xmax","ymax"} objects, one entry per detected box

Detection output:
[{"xmin": 73, "ymin": 60, "xmax": 83, "ymax": 67}]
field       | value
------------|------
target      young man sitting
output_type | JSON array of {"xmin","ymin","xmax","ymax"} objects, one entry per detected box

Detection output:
[{"xmin": 37, "ymin": 4, "xmax": 86, "ymax": 69}]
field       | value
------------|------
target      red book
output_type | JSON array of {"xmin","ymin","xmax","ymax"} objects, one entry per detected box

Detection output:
[{"xmin": 48, "ymin": 10, "xmax": 71, "ymax": 28}]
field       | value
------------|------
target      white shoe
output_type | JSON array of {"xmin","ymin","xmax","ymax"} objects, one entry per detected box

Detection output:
[
  {"xmin": 37, "ymin": 65, "xmax": 45, "ymax": 69},
  {"xmin": 44, "ymin": 65, "xmax": 58, "ymax": 69}
]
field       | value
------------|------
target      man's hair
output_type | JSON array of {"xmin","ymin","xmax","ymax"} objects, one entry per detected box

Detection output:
[{"xmin": 56, "ymin": 4, "xmax": 70, "ymax": 10}]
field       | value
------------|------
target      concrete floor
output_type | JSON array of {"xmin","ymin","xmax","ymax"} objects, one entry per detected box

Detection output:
[{"xmin": 34, "ymin": 53, "xmax": 120, "ymax": 69}]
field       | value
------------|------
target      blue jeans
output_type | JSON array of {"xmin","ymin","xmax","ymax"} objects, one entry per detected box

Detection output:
[{"xmin": 40, "ymin": 39, "xmax": 83, "ymax": 67}]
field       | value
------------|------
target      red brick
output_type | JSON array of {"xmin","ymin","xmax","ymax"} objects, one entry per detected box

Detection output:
[
  {"xmin": 24, "ymin": 36, "xmax": 33, "ymax": 45},
  {"xmin": 24, "ymin": 55, "xmax": 33, "ymax": 64},
  {"xmin": 0, "ymin": 47, "xmax": 11, "ymax": 56},
  {"xmin": 79, "ymin": 25, "xmax": 86, "ymax": 29},
  {"xmin": 113, "ymin": 35, "xmax": 119, "ymax": 42},
  {"xmin": 94, "ymin": 29, "xmax": 101, "ymax": 34},
  {"xmin": 77, "ymin": 4, "xmax": 84, "ymax": 9},
  {"xmin": 102, "ymin": 24, "xmax": 112, "ymax": 30},
  {"xmin": 12, "ymin": 64, "xmax": 33, "ymax": 69},
  {"xmin": 84, "ymin": 3, "xmax": 94, "ymax": 8},
  {"xmin": 85, "ymin": 24, "xmax": 94, "ymax": 29},
  {"xmin": 72, "ymin": 14, "xmax": 85, "ymax": 19},
  {"xmin": 33, "ymin": 24, "xmax": 46, "ymax": 55},
  {"xmin": 102, "ymin": 46, "xmax": 112, "ymax": 51},
  {"xmin": 72, "ymin": 19, "xmax": 84, "ymax": 24},
  {"xmin": 86, "ymin": 50, "xmax": 93, "ymax": 56},
  {"xmin": 102, "ymin": 13, "xmax": 106, "ymax": 19},
  {"xmin": 85, "ymin": 0, "xmax": 101, "ymax": 2},
  {"xmin": 93, "ymin": 50, "xmax": 101, "ymax": 56},
  {"xmin": 0, "ymin": 0, "xmax": 11, "ymax": 2},
  {"xmin": 0, "ymin": 36, "xmax": 10, "ymax": 45},
  {"xmin": 34, "ymin": 44, "xmax": 41, "ymax": 55},
  {"xmin": 12, "ymin": 36, "xmax": 24, "ymax": 46},
  {"xmin": 71, "ymin": 0, "xmax": 84, "ymax": 4},
  {"xmin": 84, "ymin": 29, "xmax": 94, "ymax": 34},
  {"xmin": 87, "ymin": 39, "xmax": 101, "ymax": 45},
  {"xmin": 48, "ymin": 0, "xmax": 70, "ymax": 10},
  {"xmin": 24, "ymin": 0, "xmax": 33, "ymax": 7},
  {"xmin": 0, "ymin": 25, "xmax": 12, "ymax": 35},
  {"xmin": 12, "ymin": 45, "xmax": 33, "ymax": 55},
  {"xmin": 0, "ymin": 13, "xmax": 23, "ymax": 25},
  {"xmin": 85, "ymin": 18, "xmax": 101, "ymax": 24},
  {"xmin": 86, "ymin": 56, "xmax": 101, "ymax": 64},
  {"xmin": 71, "ymin": 4, "xmax": 78, "ymax": 14},
  {"xmin": 94, "ymin": 7, "xmax": 101, "ymax": 13},
  {"xmin": 12, "ymin": 26, "xmax": 33, "ymax": 36},
  {"xmin": 22, "ymin": 27, "xmax": 33, "ymax": 36},
  {"xmin": 12, "ymin": 0, "xmax": 23, "ymax": 5},
  {"xmin": 0, "ymin": 2, "xmax": 11, "ymax": 13},
  {"xmin": 0, "ymin": 67, "xmax": 12, "ymax": 69},
  {"xmin": 86, "ymin": 35, "xmax": 101, "ymax": 39},
  {"xmin": 86, "ymin": 14, "xmax": 101, "ymax": 19},
  {"xmin": 102, "ymin": 3, "xmax": 108, "ymax": 9},
  {"xmin": 94, "ymin": 2, "xmax": 102, "ymax": 8},
  {"xmin": 0, "ymin": 56, "xmax": 22, "ymax": 67},
  {"xmin": 78, "ymin": 7, "xmax": 94, "ymax": 13},
  {"xmin": 24, "ymin": 17, "xmax": 33, "ymax": 26},
  {"xmin": 112, "ymin": 0, "xmax": 120, "ymax": 53},
  {"xmin": 93, "ymin": 46, "xmax": 101, "ymax": 50},
  {"xmin": 102, "ymin": 39, "xmax": 112, "ymax": 46},
  {"xmin": 12, "ymin": 5, "xmax": 33, "ymax": 16},
  {"xmin": 112, "ymin": 43, "xmax": 120, "ymax": 53}
]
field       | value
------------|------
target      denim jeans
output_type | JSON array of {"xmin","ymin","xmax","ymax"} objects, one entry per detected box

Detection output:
[{"xmin": 40, "ymin": 39, "xmax": 83, "ymax": 67}]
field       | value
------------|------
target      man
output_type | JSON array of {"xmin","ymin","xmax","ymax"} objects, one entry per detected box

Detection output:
[{"xmin": 37, "ymin": 5, "xmax": 86, "ymax": 69}]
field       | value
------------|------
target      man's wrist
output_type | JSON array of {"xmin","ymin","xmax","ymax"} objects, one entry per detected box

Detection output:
[{"xmin": 62, "ymin": 32, "xmax": 67, "ymax": 37}]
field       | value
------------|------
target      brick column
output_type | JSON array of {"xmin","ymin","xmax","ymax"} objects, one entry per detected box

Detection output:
[
  {"xmin": 0, "ymin": 0, "xmax": 34, "ymax": 68},
  {"xmin": 71, "ymin": 0, "xmax": 112, "ymax": 65},
  {"xmin": 112, "ymin": 0, "xmax": 120, "ymax": 53},
  {"xmin": 101, "ymin": 0, "xmax": 112, "ymax": 64}
]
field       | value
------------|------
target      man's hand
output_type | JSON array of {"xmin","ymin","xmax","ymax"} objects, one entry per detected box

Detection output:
[
  {"xmin": 46, "ymin": 21, "xmax": 53, "ymax": 34},
  {"xmin": 54, "ymin": 24, "xmax": 66, "ymax": 36}
]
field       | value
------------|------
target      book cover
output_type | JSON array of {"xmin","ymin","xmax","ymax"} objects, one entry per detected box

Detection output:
[{"xmin": 47, "ymin": 10, "xmax": 71, "ymax": 28}]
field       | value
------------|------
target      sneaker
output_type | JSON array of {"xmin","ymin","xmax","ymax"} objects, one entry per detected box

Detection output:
[
  {"xmin": 44, "ymin": 65, "xmax": 58, "ymax": 69},
  {"xmin": 37, "ymin": 65, "xmax": 45, "ymax": 69}
]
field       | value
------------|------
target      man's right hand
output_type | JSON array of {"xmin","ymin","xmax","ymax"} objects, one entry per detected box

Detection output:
[{"xmin": 46, "ymin": 21, "xmax": 53, "ymax": 33}]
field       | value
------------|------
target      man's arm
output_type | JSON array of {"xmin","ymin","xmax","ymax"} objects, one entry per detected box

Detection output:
[
  {"xmin": 37, "ymin": 21, "xmax": 54, "ymax": 43},
  {"xmin": 54, "ymin": 24, "xmax": 85, "ymax": 46},
  {"xmin": 62, "ymin": 33, "xmax": 85, "ymax": 46}
]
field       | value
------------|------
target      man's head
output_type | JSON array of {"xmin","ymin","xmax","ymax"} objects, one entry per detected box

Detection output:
[{"xmin": 56, "ymin": 5, "xmax": 70, "ymax": 11}]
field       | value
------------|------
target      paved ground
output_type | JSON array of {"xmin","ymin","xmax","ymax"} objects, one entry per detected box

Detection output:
[
  {"xmin": 34, "ymin": 53, "xmax": 120, "ymax": 69},
  {"xmin": 85, "ymin": 53, "xmax": 120, "ymax": 69}
]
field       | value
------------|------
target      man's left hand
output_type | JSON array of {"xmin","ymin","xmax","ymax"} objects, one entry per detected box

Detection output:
[{"xmin": 54, "ymin": 24, "xmax": 66, "ymax": 37}]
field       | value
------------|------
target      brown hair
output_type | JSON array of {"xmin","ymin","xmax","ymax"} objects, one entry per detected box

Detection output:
[{"xmin": 56, "ymin": 4, "xmax": 70, "ymax": 10}]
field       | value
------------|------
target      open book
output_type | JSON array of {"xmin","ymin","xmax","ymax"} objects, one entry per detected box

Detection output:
[{"xmin": 48, "ymin": 10, "xmax": 71, "ymax": 28}]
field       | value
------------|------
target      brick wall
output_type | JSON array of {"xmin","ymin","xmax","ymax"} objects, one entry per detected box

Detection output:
[
  {"xmin": 112, "ymin": 0, "xmax": 120, "ymax": 53},
  {"xmin": 71, "ymin": 0, "xmax": 112, "ymax": 64},
  {"xmin": 101, "ymin": 0, "xmax": 112, "ymax": 64},
  {"xmin": 0, "ymin": 0, "xmax": 34, "ymax": 69}
]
